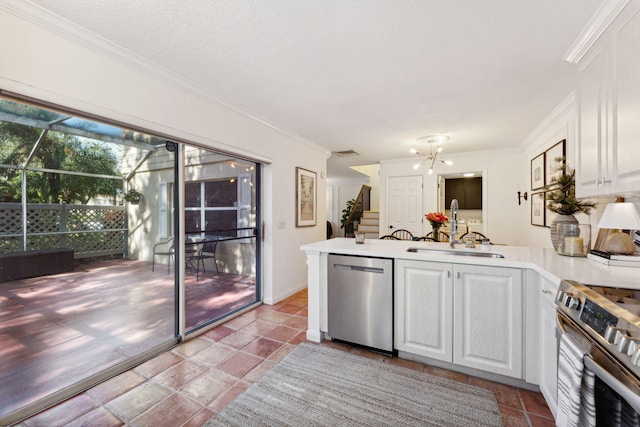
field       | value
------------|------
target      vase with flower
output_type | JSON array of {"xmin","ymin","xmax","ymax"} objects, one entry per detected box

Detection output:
[{"xmin": 425, "ymin": 212, "xmax": 449, "ymax": 241}]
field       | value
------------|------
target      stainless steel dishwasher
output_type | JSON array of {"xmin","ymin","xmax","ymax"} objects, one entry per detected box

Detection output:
[{"xmin": 327, "ymin": 254, "xmax": 393, "ymax": 353}]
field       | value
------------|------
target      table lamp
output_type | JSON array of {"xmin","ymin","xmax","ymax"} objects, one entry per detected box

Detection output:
[{"xmin": 597, "ymin": 202, "xmax": 640, "ymax": 255}]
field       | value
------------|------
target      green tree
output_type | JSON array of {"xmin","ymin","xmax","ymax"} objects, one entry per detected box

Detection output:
[
  {"xmin": 0, "ymin": 121, "xmax": 121, "ymax": 204},
  {"xmin": 60, "ymin": 142, "xmax": 121, "ymax": 204}
]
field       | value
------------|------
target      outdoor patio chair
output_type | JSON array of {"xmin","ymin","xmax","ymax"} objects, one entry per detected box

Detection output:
[
  {"xmin": 192, "ymin": 238, "xmax": 219, "ymax": 275},
  {"xmin": 187, "ymin": 237, "xmax": 220, "ymax": 280},
  {"xmin": 152, "ymin": 237, "xmax": 175, "ymax": 273}
]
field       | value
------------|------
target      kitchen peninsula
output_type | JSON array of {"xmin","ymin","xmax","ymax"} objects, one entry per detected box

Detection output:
[{"xmin": 301, "ymin": 237, "xmax": 640, "ymax": 414}]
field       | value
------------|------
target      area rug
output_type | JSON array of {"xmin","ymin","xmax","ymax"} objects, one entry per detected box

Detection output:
[{"xmin": 206, "ymin": 343, "xmax": 502, "ymax": 426}]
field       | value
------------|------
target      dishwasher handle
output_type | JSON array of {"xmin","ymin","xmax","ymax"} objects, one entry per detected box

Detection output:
[{"xmin": 333, "ymin": 264, "xmax": 385, "ymax": 274}]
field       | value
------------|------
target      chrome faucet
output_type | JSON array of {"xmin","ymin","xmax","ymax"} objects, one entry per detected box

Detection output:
[{"xmin": 450, "ymin": 198, "xmax": 460, "ymax": 248}]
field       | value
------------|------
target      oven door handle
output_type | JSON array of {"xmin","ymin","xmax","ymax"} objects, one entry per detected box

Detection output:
[
  {"xmin": 584, "ymin": 355, "xmax": 640, "ymax": 414},
  {"xmin": 556, "ymin": 313, "xmax": 567, "ymax": 334}
]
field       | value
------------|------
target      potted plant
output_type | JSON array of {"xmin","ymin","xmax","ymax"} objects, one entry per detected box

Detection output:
[
  {"xmin": 340, "ymin": 198, "xmax": 356, "ymax": 229},
  {"xmin": 123, "ymin": 189, "xmax": 143, "ymax": 205},
  {"xmin": 545, "ymin": 157, "xmax": 595, "ymax": 250}
]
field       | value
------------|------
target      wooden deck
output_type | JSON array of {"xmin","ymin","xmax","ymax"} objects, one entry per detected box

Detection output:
[{"xmin": 0, "ymin": 259, "xmax": 256, "ymax": 419}]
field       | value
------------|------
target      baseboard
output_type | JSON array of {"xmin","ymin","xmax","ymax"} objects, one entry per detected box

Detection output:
[{"xmin": 264, "ymin": 283, "xmax": 307, "ymax": 305}]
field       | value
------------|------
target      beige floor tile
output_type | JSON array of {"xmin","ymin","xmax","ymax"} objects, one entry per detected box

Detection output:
[
  {"xmin": 86, "ymin": 370, "xmax": 147, "ymax": 404},
  {"xmin": 129, "ymin": 393, "xmax": 202, "ymax": 427},
  {"xmin": 180, "ymin": 369, "xmax": 238, "ymax": 405},
  {"xmin": 105, "ymin": 381, "xmax": 172, "ymax": 422}
]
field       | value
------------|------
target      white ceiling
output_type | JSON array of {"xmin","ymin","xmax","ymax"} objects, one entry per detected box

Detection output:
[{"xmin": 28, "ymin": 0, "xmax": 602, "ymax": 177}]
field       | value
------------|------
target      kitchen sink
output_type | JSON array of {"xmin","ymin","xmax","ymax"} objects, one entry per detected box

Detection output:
[{"xmin": 406, "ymin": 247, "xmax": 505, "ymax": 259}]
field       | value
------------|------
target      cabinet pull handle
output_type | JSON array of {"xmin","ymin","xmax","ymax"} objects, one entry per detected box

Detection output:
[
  {"xmin": 597, "ymin": 177, "xmax": 611, "ymax": 187},
  {"xmin": 447, "ymin": 270, "xmax": 451, "ymax": 278},
  {"xmin": 541, "ymin": 290, "xmax": 552, "ymax": 295},
  {"xmin": 457, "ymin": 271, "xmax": 461, "ymax": 280}
]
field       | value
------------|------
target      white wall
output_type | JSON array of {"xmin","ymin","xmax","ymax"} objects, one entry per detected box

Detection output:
[
  {"xmin": 380, "ymin": 149, "xmax": 527, "ymax": 246},
  {"xmin": 0, "ymin": 4, "xmax": 329, "ymax": 304},
  {"xmin": 521, "ymin": 93, "xmax": 577, "ymax": 248}
]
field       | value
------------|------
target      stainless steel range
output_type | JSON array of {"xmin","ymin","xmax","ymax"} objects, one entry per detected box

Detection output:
[{"xmin": 556, "ymin": 279, "xmax": 640, "ymax": 422}]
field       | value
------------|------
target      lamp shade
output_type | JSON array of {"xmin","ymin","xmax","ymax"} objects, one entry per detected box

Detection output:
[{"xmin": 597, "ymin": 203, "xmax": 640, "ymax": 230}]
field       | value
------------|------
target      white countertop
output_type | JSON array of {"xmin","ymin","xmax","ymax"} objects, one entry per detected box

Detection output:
[{"xmin": 301, "ymin": 238, "xmax": 640, "ymax": 289}]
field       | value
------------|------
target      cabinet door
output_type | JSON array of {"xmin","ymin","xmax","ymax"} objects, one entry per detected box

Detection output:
[
  {"xmin": 395, "ymin": 260, "xmax": 453, "ymax": 361},
  {"xmin": 576, "ymin": 44, "xmax": 608, "ymax": 197},
  {"xmin": 611, "ymin": 4, "xmax": 640, "ymax": 194},
  {"xmin": 444, "ymin": 179, "xmax": 465, "ymax": 208},
  {"xmin": 453, "ymin": 264, "xmax": 523, "ymax": 378},
  {"xmin": 539, "ymin": 279, "xmax": 558, "ymax": 418},
  {"xmin": 575, "ymin": 0, "xmax": 640, "ymax": 197},
  {"xmin": 464, "ymin": 178, "xmax": 482, "ymax": 209}
]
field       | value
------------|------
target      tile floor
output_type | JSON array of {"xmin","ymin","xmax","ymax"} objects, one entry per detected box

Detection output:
[
  {"xmin": 1, "ymin": 259, "xmax": 256, "ymax": 419},
  {"xmin": 19, "ymin": 289, "xmax": 554, "ymax": 426}
]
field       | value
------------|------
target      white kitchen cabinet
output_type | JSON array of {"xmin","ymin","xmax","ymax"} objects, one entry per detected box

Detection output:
[
  {"xmin": 453, "ymin": 264, "xmax": 523, "ymax": 378},
  {"xmin": 573, "ymin": 0, "xmax": 640, "ymax": 197},
  {"xmin": 395, "ymin": 260, "xmax": 453, "ymax": 361},
  {"xmin": 538, "ymin": 276, "xmax": 559, "ymax": 418},
  {"xmin": 395, "ymin": 260, "xmax": 523, "ymax": 379}
]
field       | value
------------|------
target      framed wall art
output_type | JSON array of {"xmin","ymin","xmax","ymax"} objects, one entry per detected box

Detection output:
[
  {"xmin": 295, "ymin": 167, "xmax": 317, "ymax": 227},
  {"xmin": 531, "ymin": 153, "xmax": 545, "ymax": 191},
  {"xmin": 544, "ymin": 139, "xmax": 566, "ymax": 186},
  {"xmin": 531, "ymin": 192, "xmax": 545, "ymax": 226}
]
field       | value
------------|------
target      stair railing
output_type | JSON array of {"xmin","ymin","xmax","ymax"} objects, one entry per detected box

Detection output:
[{"xmin": 343, "ymin": 185, "xmax": 371, "ymax": 237}]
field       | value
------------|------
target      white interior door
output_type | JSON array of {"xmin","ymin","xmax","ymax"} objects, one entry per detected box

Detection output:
[{"xmin": 387, "ymin": 176, "xmax": 423, "ymax": 236}]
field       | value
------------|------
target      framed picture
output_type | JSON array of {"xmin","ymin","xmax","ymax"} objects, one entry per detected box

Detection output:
[
  {"xmin": 531, "ymin": 153, "xmax": 545, "ymax": 190},
  {"xmin": 531, "ymin": 192, "xmax": 545, "ymax": 226},
  {"xmin": 544, "ymin": 139, "xmax": 566, "ymax": 186},
  {"xmin": 295, "ymin": 167, "xmax": 317, "ymax": 227}
]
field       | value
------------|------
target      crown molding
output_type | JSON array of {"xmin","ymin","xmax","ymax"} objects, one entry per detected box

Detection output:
[
  {"xmin": 0, "ymin": 0, "xmax": 331, "ymax": 157},
  {"xmin": 564, "ymin": 0, "xmax": 629, "ymax": 63}
]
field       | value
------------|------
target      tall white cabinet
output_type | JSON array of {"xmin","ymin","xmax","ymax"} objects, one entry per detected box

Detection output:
[
  {"xmin": 570, "ymin": 0, "xmax": 640, "ymax": 197},
  {"xmin": 395, "ymin": 259, "xmax": 523, "ymax": 379}
]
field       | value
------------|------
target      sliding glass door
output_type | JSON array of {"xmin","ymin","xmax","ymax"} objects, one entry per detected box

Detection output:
[
  {"xmin": 182, "ymin": 146, "xmax": 261, "ymax": 332},
  {"xmin": 0, "ymin": 97, "xmax": 179, "ymax": 425}
]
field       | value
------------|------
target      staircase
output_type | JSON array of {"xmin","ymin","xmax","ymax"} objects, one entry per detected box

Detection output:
[{"xmin": 356, "ymin": 211, "xmax": 380, "ymax": 239}]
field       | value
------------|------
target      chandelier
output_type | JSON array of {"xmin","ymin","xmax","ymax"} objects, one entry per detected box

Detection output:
[{"xmin": 410, "ymin": 135, "xmax": 452, "ymax": 174}]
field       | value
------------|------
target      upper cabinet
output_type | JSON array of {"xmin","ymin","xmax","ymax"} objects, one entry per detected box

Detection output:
[
  {"xmin": 569, "ymin": 0, "xmax": 640, "ymax": 197},
  {"xmin": 444, "ymin": 177, "xmax": 482, "ymax": 209}
]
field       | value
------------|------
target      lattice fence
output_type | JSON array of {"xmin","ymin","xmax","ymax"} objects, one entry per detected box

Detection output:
[{"xmin": 0, "ymin": 203, "xmax": 126, "ymax": 258}]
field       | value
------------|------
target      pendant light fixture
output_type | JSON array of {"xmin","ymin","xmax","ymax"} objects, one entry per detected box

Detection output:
[{"xmin": 410, "ymin": 135, "xmax": 452, "ymax": 174}]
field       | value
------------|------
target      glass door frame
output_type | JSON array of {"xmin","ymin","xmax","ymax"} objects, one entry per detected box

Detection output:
[{"xmin": 176, "ymin": 144, "xmax": 262, "ymax": 337}]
